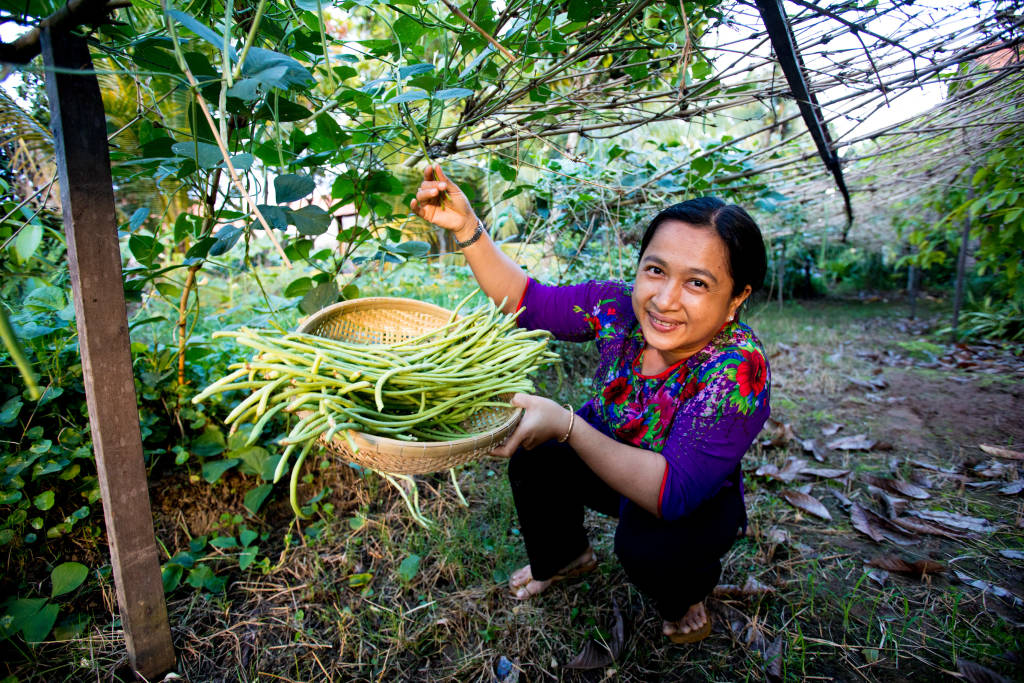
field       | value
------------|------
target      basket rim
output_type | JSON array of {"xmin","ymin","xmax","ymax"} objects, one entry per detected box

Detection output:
[
  {"xmin": 297, "ymin": 296, "xmax": 455, "ymax": 332},
  {"xmin": 293, "ymin": 296, "xmax": 523, "ymax": 465}
]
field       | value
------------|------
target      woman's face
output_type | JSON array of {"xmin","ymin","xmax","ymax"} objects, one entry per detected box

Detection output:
[{"xmin": 632, "ymin": 219, "xmax": 751, "ymax": 369}]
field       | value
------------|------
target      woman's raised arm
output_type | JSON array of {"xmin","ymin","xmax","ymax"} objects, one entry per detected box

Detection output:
[{"xmin": 410, "ymin": 164, "xmax": 527, "ymax": 314}]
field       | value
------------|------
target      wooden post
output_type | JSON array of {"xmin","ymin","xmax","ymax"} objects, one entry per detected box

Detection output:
[
  {"xmin": 41, "ymin": 27, "xmax": 176, "ymax": 678},
  {"xmin": 777, "ymin": 238, "xmax": 786, "ymax": 311},
  {"xmin": 907, "ymin": 263, "xmax": 918, "ymax": 320},
  {"xmin": 951, "ymin": 181, "xmax": 976, "ymax": 342}
]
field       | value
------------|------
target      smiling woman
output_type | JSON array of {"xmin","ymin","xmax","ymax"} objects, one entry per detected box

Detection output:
[{"xmin": 412, "ymin": 166, "xmax": 770, "ymax": 646}]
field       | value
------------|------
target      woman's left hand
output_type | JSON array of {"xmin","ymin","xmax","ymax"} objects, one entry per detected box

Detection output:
[{"xmin": 490, "ymin": 393, "xmax": 573, "ymax": 457}]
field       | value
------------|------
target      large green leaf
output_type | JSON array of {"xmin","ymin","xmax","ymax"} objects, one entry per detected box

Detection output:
[
  {"xmin": 12, "ymin": 223, "xmax": 42, "ymax": 263},
  {"xmin": 20, "ymin": 602, "xmax": 59, "ymax": 643},
  {"xmin": 208, "ymin": 226, "xmax": 245, "ymax": 257},
  {"xmin": 241, "ymin": 483, "xmax": 270, "ymax": 516},
  {"xmin": 201, "ymin": 458, "xmax": 240, "ymax": 484},
  {"xmin": 397, "ymin": 554, "xmax": 420, "ymax": 582},
  {"xmin": 241, "ymin": 48, "xmax": 314, "ymax": 89},
  {"xmin": 275, "ymin": 174, "xmax": 316, "ymax": 203},
  {"xmin": 51, "ymin": 562, "xmax": 88, "ymax": 598},
  {"xmin": 300, "ymin": 281, "xmax": 338, "ymax": 315},
  {"xmin": 288, "ymin": 205, "xmax": 331, "ymax": 235},
  {"xmin": 192, "ymin": 426, "xmax": 226, "ymax": 458},
  {"xmin": 171, "ymin": 141, "xmax": 222, "ymax": 169}
]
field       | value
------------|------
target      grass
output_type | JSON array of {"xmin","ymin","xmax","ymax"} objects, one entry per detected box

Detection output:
[{"xmin": 3, "ymin": 296, "xmax": 1023, "ymax": 681}]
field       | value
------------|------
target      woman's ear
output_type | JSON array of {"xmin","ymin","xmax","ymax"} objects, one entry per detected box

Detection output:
[{"xmin": 728, "ymin": 285, "xmax": 753, "ymax": 319}]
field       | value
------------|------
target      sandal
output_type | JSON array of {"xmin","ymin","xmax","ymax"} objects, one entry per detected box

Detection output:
[
  {"xmin": 667, "ymin": 614, "xmax": 712, "ymax": 644},
  {"xmin": 509, "ymin": 548, "xmax": 598, "ymax": 600}
]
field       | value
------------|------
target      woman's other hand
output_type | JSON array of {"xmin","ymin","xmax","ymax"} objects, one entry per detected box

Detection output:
[
  {"xmin": 491, "ymin": 393, "xmax": 573, "ymax": 457},
  {"xmin": 410, "ymin": 164, "xmax": 478, "ymax": 241}
]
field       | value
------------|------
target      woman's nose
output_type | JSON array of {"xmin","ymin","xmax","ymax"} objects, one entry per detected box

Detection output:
[{"xmin": 652, "ymin": 283, "xmax": 680, "ymax": 311}]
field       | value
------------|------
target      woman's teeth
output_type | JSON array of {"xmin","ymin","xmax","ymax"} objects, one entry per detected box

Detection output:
[{"xmin": 649, "ymin": 313, "xmax": 680, "ymax": 331}]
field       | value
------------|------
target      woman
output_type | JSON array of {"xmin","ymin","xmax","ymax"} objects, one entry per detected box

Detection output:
[{"xmin": 411, "ymin": 166, "xmax": 770, "ymax": 643}]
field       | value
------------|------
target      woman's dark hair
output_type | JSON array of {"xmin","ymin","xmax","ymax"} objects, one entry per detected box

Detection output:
[{"xmin": 638, "ymin": 197, "xmax": 767, "ymax": 297}]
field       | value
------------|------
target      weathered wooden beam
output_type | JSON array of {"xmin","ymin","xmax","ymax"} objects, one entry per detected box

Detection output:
[
  {"xmin": 755, "ymin": 0, "xmax": 855, "ymax": 240},
  {"xmin": 0, "ymin": 0, "xmax": 130, "ymax": 65},
  {"xmin": 40, "ymin": 26, "xmax": 176, "ymax": 679}
]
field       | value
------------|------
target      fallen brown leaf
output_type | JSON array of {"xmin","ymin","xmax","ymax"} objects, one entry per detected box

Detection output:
[
  {"xmin": 764, "ymin": 635, "xmax": 784, "ymax": 683},
  {"xmin": 865, "ymin": 555, "xmax": 945, "ymax": 579},
  {"xmin": 850, "ymin": 503, "xmax": 885, "ymax": 542},
  {"xmin": 781, "ymin": 489, "xmax": 832, "ymax": 521},
  {"xmin": 974, "ymin": 461, "xmax": 1014, "ymax": 478},
  {"xmin": 821, "ymin": 422, "xmax": 843, "ymax": 437},
  {"xmin": 564, "ymin": 599, "xmax": 624, "ymax": 670},
  {"xmin": 890, "ymin": 515, "xmax": 969, "ymax": 541},
  {"xmin": 979, "ymin": 444, "xmax": 1024, "ymax": 460},
  {"xmin": 827, "ymin": 434, "xmax": 876, "ymax": 451},
  {"xmin": 800, "ymin": 438, "xmax": 825, "ymax": 463},
  {"xmin": 909, "ymin": 509, "xmax": 999, "ymax": 534},
  {"xmin": 1000, "ymin": 480, "xmax": 1024, "ymax": 495},
  {"xmin": 713, "ymin": 575, "xmax": 775, "ymax": 599},
  {"xmin": 954, "ymin": 571, "xmax": 1024, "ymax": 607},
  {"xmin": 864, "ymin": 474, "xmax": 930, "ymax": 500},
  {"xmin": 957, "ymin": 659, "xmax": 1015, "ymax": 683},
  {"xmin": 800, "ymin": 467, "xmax": 851, "ymax": 479},
  {"xmin": 858, "ymin": 505, "xmax": 920, "ymax": 545},
  {"xmin": 762, "ymin": 418, "xmax": 796, "ymax": 448}
]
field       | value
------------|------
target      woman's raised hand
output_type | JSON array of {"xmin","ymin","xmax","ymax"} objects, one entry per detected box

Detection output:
[{"xmin": 410, "ymin": 165, "xmax": 477, "ymax": 239}]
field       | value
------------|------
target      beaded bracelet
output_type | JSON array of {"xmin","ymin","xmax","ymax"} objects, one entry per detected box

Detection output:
[
  {"xmin": 557, "ymin": 404, "xmax": 575, "ymax": 443},
  {"xmin": 454, "ymin": 218, "xmax": 485, "ymax": 249}
]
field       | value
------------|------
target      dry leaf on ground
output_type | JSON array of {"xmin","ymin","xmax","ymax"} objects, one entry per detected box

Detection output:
[
  {"xmin": 800, "ymin": 438, "xmax": 825, "ymax": 463},
  {"xmin": 713, "ymin": 575, "xmax": 775, "ymax": 599},
  {"xmin": 890, "ymin": 514, "xmax": 969, "ymax": 540},
  {"xmin": 781, "ymin": 489, "xmax": 831, "ymax": 521},
  {"xmin": 909, "ymin": 509, "xmax": 999, "ymax": 534},
  {"xmin": 864, "ymin": 474, "xmax": 930, "ymax": 500},
  {"xmin": 974, "ymin": 461, "xmax": 1015, "ymax": 478},
  {"xmin": 851, "ymin": 503, "xmax": 885, "ymax": 542},
  {"xmin": 957, "ymin": 659, "xmax": 1015, "ymax": 683},
  {"xmin": 763, "ymin": 635, "xmax": 784, "ymax": 683},
  {"xmin": 827, "ymin": 434, "xmax": 876, "ymax": 451},
  {"xmin": 865, "ymin": 555, "xmax": 945, "ymax": 579},
  {"xmin": 821, "ymin": 422, "xmax": 843, "ymax": 437},
  {"xmin": 857, "ymin": 505, "xmax": 919, "ymax": 545},
  {"xmin": 761, "ymin": 418, "xmax": 797, "ymax": 448},
  {"xmin": 953, "ymin": 571, "xmax": 1024, "ymax": 607},
  {"xmin": 564, "ymin": 599, "xmax": 624, "ymax": 670},
  {"xmin": 846, "ymin": 375, "xmax": 889, "ymax": 390},
  {"xmin": 1000, "ymin": 480, "xmax": 1024, "ymax": 495},
  {"xmin": 998, "ymin": 549, "xmax": 1024, "ymax": 560},
  {"xmin": 800, "ymin": 467, "xmax": 850, "ymax": 479},
  {"xmin": 979, "ymin": 444, "xmax": 1024, "ymax": 460}
]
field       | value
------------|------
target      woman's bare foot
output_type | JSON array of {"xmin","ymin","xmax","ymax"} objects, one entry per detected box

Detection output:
[
  {"xmin": 508, "ymin": 547, "xmax": 596, "ymax": 600},
  {"xmin": 662, "ymin": 602, "xmax": 711, "ymax": 642}
]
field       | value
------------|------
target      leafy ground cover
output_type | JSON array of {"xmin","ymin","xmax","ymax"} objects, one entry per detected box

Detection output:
[{"xmin": 2, "ymin": 297, "xmax": 1023, "ymax": 682}]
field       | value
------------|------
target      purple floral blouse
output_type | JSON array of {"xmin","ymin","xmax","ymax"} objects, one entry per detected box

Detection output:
[{"xmin": 517, "ymin": 279, "xmax": 771, "ymax": 521}]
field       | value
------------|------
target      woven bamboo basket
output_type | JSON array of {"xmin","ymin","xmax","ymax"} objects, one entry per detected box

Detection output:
[{"xmin": 295, "ymin": 297, "xmax": 523, "ymax": 474}]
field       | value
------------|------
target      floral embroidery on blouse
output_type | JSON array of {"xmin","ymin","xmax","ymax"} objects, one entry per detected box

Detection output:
[{"xmin": 579, "ymin": 290, "xmax": 770, "ymax": 455}]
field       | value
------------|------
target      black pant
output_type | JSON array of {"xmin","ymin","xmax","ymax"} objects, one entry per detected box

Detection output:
[{"xmin": 507, "ymin": 439, "xmax": 745, "ymax": 621}]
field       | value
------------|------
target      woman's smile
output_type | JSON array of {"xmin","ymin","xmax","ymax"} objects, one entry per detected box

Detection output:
[{"xmin": 646, "ymin": 310, "xmax": 683, "ymax": 333}]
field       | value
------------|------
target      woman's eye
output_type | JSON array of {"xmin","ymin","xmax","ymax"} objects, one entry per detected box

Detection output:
[
  {"xmin": 689, "ymin": 279, "xmax": 706, "ymax": 288},
  {"xmin": 645, "ymin": 265, "xmax": 663, "ymax": 275}
]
